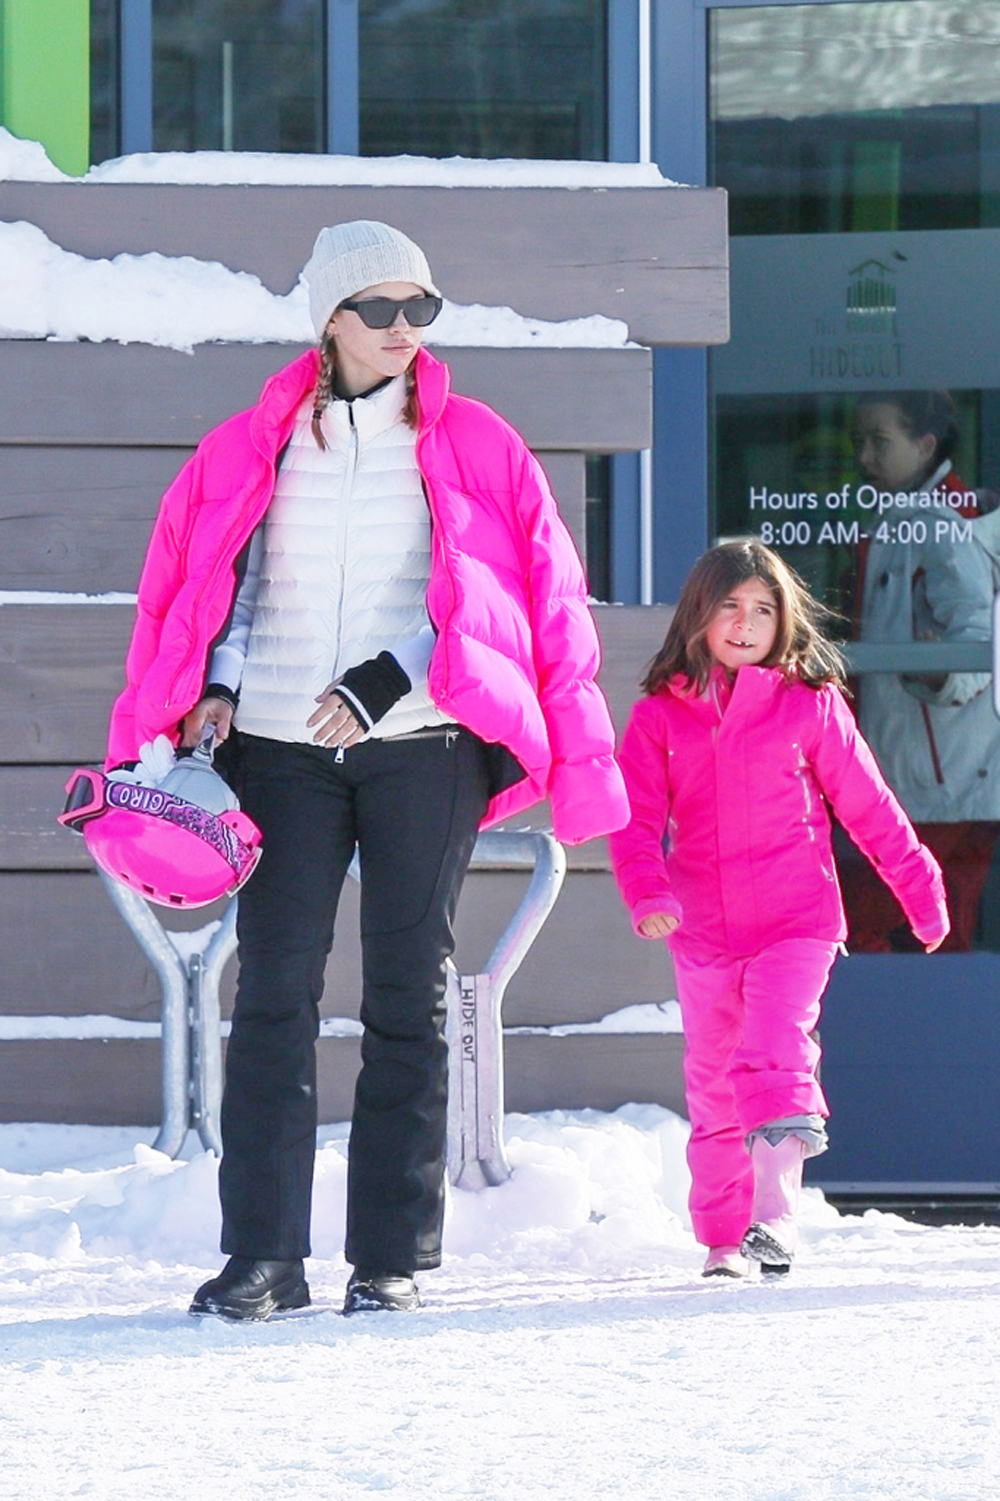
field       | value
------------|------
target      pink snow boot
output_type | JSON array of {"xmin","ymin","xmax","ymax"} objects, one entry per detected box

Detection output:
[
  {"xmin": 740, "ymin": 1134, "xmax": 807, "ymax": 1275},
  {"xmin": 702, "ymin": 1245, "xmax": 749, "ymax": 1279}
]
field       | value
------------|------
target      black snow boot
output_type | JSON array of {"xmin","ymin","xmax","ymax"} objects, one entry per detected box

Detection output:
[
  {"xmin": 343, "ymin": 1270, "xmax": 421, "ymax": 1316},
  {"xmin": 189, "ymin": 1257, "xmax": 310, "ymax": 1320}
]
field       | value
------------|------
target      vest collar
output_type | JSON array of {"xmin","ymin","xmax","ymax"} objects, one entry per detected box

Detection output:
[
  {"xmin": 319, "ymin": 372, "xmax": 409, "ymax": 447},
  {"xmin": 248, "ymin": 344, "xmax": 452, "ymax": 460}
]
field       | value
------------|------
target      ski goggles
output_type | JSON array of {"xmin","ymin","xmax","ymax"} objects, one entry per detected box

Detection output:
[
  {"xmin": 59, "ymin": 767, "xmax": 262, "ymax": 903},
  {"xmin": 337, "ymin": 294, "xmax": 443, "ymax": 329}
]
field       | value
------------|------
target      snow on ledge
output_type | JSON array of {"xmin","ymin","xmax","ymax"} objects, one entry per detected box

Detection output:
[
  {"xmin": 0, "ymin": 1016, "xmax": 163, "ymax": 1041},
  {"xmin": 0, "ymin": 219, "xmax": 634, "ymax": 352},
  {"xmin": 491, "ymin": 1001, "xmax": 683, "ymax": 1037},
  {"xmin": 0, "ymin": 1015, "xmax": 365, "ymax": 1041},
  {"xmin": 1, "ymin": 126, "xmax": 678, "ymax": 189},
  {"xmin": 0, "ymin": 590, "xmax": 138, "ymax": 606},
  {"xmin": 0, "ymin": 129, "xmax": 66, "ymax": 182},
  {"xmin": 0, "ymin": 1005, "xmax": 681, "ymax": 1041}
]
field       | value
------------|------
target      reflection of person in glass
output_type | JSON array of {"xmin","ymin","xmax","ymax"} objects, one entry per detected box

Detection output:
[{"xmin": 847, "ymin": 390, "xmax": 1000, "ymax": 951}]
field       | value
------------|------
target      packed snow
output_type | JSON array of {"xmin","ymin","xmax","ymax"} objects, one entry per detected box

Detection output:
[
  {"xmin": 0, "ymin": 126, "xmax": 676, "ymax": 189},
  {"xmin": 0, "ymin": 1002, "xmax": 681, "ymax": 1042},
  {"xmin": 0, "ymin": 589, "xmax": 138, "ymax": 607},
  {"xmin": 0, "ymin": 128, "xmax": 65, "ymax": 183},
  {"xmin": 1, "ymin": 1110, "xmax": 997, "ymax": 1500},
  {"xmin": 0, "ymin": 219, "xmax": 633, "ymax": 353},
  {"xmin": 508, "ymin": 999, "xmax": 683, "ymax": 1035}
]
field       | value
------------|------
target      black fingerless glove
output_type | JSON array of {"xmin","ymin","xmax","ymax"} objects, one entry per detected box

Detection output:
[
  {"xmin": 334, "ymin": 652, "xmax": 412, "ymax": 731},
  {"xmin": 202, "ymin": 682, "xmax": 240, "ymax": 711}
]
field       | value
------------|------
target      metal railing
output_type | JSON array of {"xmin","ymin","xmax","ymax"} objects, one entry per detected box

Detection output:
[
  {"xmin": 843, "ymin": 594, "xmax": 1000, "ymax": 717},
  {"xmin": 445, "ymin": 830, "xmax": 567, "ymax": 1188},
  {"xmin": 843, "ymin": 642, "xmax": 992, "ymax": 674},
  {"xmin": 102, "ymin": 828, "xmax": 567, "ymax": 1180},
  {"xmin": 98, "ymin": 868, "xmax": 233, "ymax": 1157}
]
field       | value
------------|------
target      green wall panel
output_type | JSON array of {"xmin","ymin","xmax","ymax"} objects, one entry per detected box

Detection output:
[{"xmin": 0, "ymin": 0, "xmax": 89, "ymax": 175}]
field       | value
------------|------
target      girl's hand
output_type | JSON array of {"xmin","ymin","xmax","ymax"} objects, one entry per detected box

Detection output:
[
  {"xmin": 181, "ymin": 696, "xmax": 234, "ymax": 748},
  {"xmin": 638, "ymin": 912, "xmax": 680, "ymax": 939},
  {"xmin": 924, "ymin": 935, "xmax": 946, "ymax": 953},
  {"xmin": 308, "ymin": 685, "xmax": 367, "ymax": 750}
]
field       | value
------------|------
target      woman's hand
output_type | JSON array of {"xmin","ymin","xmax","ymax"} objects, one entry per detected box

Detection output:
[
  {"xmin": 181, "ymin": 696, "xmax": 234, "ymax": 748},
  {"xmin": 638, "ymin": 912, "xmax": 680, "ymax": 939},
  {"xmin": 307, "ymin": 685, "xmax": 367, "ymax": 750}
]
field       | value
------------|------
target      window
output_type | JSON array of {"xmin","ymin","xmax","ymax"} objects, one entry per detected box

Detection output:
[
  {"xmin": 359, "ymin": 0, "xmax": 608, "ymax": 159},
  {"xmin": 710, "ymin": 1, "xmax": 1000, "ymax": 953},
  {"xmin": 151, "ymin": 0, "xmax": 325, "ymax": 153},
  {"xmin": 90, "ymin": 0, "xmax": 120, "ymax": 164}
]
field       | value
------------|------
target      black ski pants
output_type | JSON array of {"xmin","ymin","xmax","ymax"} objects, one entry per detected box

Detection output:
[{"xmin": 219, "ymin": 728, "xmax": 491, "ymax": 1271}]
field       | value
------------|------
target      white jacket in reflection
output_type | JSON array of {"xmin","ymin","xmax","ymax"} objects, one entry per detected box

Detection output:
[{"xmin": 859, "ymin": 469, "xmax": 1000, "ymax": 822}]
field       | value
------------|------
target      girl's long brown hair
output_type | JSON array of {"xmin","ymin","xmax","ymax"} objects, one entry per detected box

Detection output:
[
  {"xmin": 310, "ymin": 324, "xmax": 419, "ymax": 449},
  {"xmin": 643, "ymin": 537, "xmax": 846, "ymax": 696}
]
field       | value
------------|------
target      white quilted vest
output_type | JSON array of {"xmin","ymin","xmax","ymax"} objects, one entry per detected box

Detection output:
[{"xmin": 235, "ymin": 376, "xmax": 452, "ymax": 743}]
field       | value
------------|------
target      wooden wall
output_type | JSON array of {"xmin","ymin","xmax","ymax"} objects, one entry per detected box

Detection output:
[
  {"xmin": 0, "ymin": 591, "xmax": 683, "ymax": 1125},
  {"xmin": 0, "ymin": 180, "xmax": 730, "ymax": 347},
  {"xmin": 0, "ymin": 177, "xmax": 722, "ymax": 1127}
]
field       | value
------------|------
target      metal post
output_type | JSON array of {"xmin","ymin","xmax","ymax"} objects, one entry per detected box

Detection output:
[
  {"xmin": 188, "ymin": 903, "xmax": 238, "ymax": 1156},
  {"xmin": 326, "ymin": 0, "xmax": 359, "ymax": 155},
  {"xmin": 445, "ymin": 830, "xmax": 567, "ymax": 1189},
  {"xmin": 101, "ymin": 828, "xmax": 565, "ymax": 1175},
  {"xmin": 221, "ymin": 40, "xmax": 235, "ymax": 152},
  {"xmin": 98, "ymin": 869, "xmax": 236, "ymax": 1157},
  {"xmin": 98, "ymin": 870, "xmax": 189, "ymax": 1156},
  {"xmin": 119, "ymin": 0, "xmax": 154, "ymax": 155}
]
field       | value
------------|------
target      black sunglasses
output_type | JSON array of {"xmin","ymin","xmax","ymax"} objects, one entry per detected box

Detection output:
[{"xmin": 338, "ymin": 295, "xmax": 443, "ymax": 329}]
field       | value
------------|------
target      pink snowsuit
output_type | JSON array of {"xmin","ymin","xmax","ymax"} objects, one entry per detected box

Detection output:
[{"xmin": 609, "ymin": 664, "xmax": 949, "ymax": 1247}]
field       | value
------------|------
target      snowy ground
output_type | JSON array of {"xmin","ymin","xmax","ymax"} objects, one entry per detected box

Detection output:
[{"xmin": 2, "ymin": 1108, "xmax": 998, "ymax": 1500}]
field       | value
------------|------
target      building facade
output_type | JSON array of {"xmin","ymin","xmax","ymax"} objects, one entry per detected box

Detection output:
[{"xmin": 4, "ymin": 0, "xmax": 1000, "ymax": 1195}]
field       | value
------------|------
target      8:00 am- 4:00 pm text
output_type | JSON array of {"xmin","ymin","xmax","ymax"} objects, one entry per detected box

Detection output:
[
  {"xmin": 747, "ymin": 482, "xmax": 978, "ymax": 548},
  {"xmin": 754, "ymin": 517, "xmax": 973, "ymax": 547}
]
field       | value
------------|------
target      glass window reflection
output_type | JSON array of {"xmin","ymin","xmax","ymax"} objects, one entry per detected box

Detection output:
[
  {"xmin": 709, "ymin": 1, "xmax": 1000, "ymax": 953},
  {"xmin": 359, "ymin": 0, "xmax": 607, "ymax": 160},
  {"xmin": 90, "ymin": 0, "xmax": 119, "ymax": 165},
  {"xmin": 711, "ymin": 1, "xmax": 1000, "ymax": 234},
  {"xmin": 152, "ymin": 1, "xmax": 325, "ymax": 154}
]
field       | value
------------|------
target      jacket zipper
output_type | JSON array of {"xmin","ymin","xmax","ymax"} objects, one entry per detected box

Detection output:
[
  {"xmin": 335, "ymin": 725, "xmax": 457, "ymax": 762},
  {"xmin": 920, "ymin": 702, "xmax": 946, "ymax": 785},
  {"xmin": 332, "ymin": 402, "xmax": 360, "ymax": 681}
]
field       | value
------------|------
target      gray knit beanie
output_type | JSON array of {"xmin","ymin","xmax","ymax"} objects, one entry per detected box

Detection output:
[{"xmin": 302, "ymin": 220, "xmax": 441, "ymax": 339}]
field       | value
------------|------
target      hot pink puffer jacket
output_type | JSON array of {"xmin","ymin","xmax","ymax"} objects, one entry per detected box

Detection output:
[
  {"xmin": 106, "ymin": 346, "xmax": 628, "ymax": 844},
  {"xmin": 609, "ymin": 665, "xmax": 948, "ymax": 956}
]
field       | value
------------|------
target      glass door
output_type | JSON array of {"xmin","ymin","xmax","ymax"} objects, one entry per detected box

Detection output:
[{"xmin": 708, "ymin": 0, "xmax": 1000, "ymax": 1198}]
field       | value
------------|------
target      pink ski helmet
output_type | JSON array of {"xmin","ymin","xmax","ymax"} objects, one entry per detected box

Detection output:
[{"xmin": 58, "ymin": 752, "xmax": 262, "ymax": 909}]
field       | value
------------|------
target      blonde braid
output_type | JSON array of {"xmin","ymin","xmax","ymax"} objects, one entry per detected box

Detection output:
[
  {"xmin": 311, "ymin": 330, "xmax": 337, "ymax": 449},
  {"xmin": 403, "ymin": 364, "xmax": 419, "ymax": 430}
]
